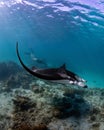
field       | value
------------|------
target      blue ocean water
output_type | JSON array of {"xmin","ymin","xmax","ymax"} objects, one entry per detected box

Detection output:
[{"xmin": 0, "ymin": 0, "xmax": 104, "ymax": 88}]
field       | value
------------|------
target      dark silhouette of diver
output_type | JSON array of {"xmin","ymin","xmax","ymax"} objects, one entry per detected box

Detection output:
[{"xmin": 24, "ymin": 50, "xmax": 48, "ymax": 67}]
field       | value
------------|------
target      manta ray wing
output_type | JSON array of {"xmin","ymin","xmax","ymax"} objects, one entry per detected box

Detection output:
[{"xmin": 16, "ymin": 42, "xmax": 67, "ymax": 80}]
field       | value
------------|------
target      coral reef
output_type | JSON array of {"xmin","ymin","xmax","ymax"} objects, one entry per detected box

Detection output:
[
  {"xmin": 3, "ymin": 71, "xmax": 34, "ymax": 92},
  {"xmin": 0, "ymin": 61, "xmax": 22, "ymax": 81},
  {"xmin": 13, "ymin": 96, "xmax": 36, "ymax": 111},
  {"xmin": 0, "ymin": 62, "xmax": 104, "ymax": 130},
  {"xmin": 0, "ymin": 93, "xmax": 13, "ymax": 130},
  {"xmin": 9, "ymin": 123, "xmax": 48, "ymax": 130},
  {"xmin": 0, "ymin": 61, "xmax": 36, "ymax": 92},
  {"xmin": 10, "ymin": 96, "xmax": 48, "ymax": 130}
]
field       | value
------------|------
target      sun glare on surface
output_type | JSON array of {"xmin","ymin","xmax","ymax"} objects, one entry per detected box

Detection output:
[
  {"xmin": 0, "ymin": 0, "xmax": 23, "ymax": 8},
  {"xmin": 15, "ymin": 0, "xmax": 23, "ymax": 4},
  {"xmin": 0, "ymin": 1, "xmax": 5, "ymax": 7}
]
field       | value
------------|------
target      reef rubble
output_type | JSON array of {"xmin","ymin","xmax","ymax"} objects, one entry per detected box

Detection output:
[{"xmin": 0, "ymin": 61, "xmax": 104, "ymax": 130}]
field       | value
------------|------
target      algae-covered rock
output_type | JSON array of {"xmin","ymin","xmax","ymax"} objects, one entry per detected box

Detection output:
[
  {"xmin": 9, "ymin": 123, "xmax": 48, "ymax": 130},
  {"xmin": 12, "ymin": 96, "xmax": 36, "ymax": 111},
  {"xmin": 0, "ymin": 61, "xmax": 22, "ymax": 81}
]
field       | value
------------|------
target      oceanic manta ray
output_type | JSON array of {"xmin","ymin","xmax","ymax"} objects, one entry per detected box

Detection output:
[{"xmin": 16, "ymin": 42, "xmax": 88, "ymax": 88}]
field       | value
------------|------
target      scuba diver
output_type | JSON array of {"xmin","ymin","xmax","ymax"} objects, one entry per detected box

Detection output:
[{"xmin": 24, "ymin": 49, "xmax": 48, "ymax": 67}]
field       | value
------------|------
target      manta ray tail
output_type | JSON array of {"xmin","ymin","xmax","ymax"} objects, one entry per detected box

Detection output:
[{"xmin": 16, "ymin": 42, "xmax": 37, "ymax": 76}]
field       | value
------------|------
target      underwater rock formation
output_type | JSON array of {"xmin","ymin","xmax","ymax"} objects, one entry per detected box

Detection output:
[
  {"xmin": 9, "ymin": 123, "xmax": 48, "ymax": 130},
  {"xmin": 12, "ymin": 96, "xmax": 36, "ymax": 111},
  {"xmin": 30, "ymin": 82, "xmax": 45, "ymax": 93},
  {"xmin": 10, "ymin": 96, "xmax": 48, "ymax": 130},
  {"xmin": 52, "ymin": 93, "xmax": 88, "ymax": 118},
  {"xmin": 0, "ymin": 61, "xmax": 35, "ymax": 92},
  {"xmin": 0, "ymin": 61, "xmax": 22, "ymax": 81},
  {"xmin": 0, "ymin": 68, "xmax": 104, "ymax": 130}
]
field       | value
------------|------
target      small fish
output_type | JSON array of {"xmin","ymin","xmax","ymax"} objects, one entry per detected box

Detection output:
[{"xmin": 16, "ymin": 42, "xmax": 88, "ymax": 88}]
